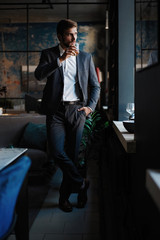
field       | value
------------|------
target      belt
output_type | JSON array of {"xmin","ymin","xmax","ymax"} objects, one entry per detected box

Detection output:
[{"xmin": 61, "ymin": 101, "xmax": 82, "ymax": 105}]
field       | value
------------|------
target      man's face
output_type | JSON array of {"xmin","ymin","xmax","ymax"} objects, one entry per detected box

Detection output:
[{"xmin": 58, "ymin": 27, "xmax": 78, "ymax": 49}]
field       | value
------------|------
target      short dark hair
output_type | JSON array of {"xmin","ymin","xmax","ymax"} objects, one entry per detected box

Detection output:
[{"xmin": 57, "ymin": 19, "xmax": 78, "ymax": 36}]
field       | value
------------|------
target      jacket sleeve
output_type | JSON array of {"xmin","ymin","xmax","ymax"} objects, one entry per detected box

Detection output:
[
  {"xmin": 87, "ymin": 54, "xmax": 101, "ymax": 111},
  {"xmin": 34, "ymin": 50, "xmax": 60, "ymax": 81}
]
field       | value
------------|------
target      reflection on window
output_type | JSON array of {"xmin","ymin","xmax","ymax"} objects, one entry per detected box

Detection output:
[{"xmin": 136, "ymin": 0, "xmax": 158, "ymax": 71}]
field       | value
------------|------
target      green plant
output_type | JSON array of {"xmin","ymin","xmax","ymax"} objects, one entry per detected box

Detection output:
[{"xmin": 78, "ymin": 110, "xmax": 109, "ymax": 168}]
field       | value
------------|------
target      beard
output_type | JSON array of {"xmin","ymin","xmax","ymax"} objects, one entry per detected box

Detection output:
[
  {"xmin": 63, "ymin": 42, "xmax": 70, "ymax": 48},
  {"xmin": 62, "ymin": 36, "xmax": 75, "ymax": 48}
]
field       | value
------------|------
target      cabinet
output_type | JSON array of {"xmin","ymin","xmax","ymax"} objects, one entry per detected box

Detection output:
[{"xmin": 100, "ymin": 121, "xmax": 160, "ymax": 239}]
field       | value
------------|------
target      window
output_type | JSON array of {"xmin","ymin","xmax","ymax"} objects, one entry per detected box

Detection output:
[{"xmin": 136, "ymin": 0, "xmax": 159, "ymax": 71}]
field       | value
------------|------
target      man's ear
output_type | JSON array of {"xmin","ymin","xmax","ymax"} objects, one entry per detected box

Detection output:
[{"xmin": 57, "ymin": 34, "xmax": 62, "ymax": 42}]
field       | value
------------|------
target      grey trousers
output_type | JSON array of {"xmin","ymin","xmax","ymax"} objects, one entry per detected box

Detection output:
[{"xmin": 46, "ymin": 102, "xmax": 86, "ymax": 200}]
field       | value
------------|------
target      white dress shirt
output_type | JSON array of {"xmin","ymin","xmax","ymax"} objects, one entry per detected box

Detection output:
[{"xmin": 58, "ymin": 45, "xmax": 80, "ymax": 102}]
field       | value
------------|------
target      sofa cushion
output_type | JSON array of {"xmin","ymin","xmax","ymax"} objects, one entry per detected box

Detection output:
[
  {"xmin": 19, "ymin": 122, "xmax": 47, "ymax": 151},
  {"xmin": 26, "ymin": 149, "xmax": 50, "ymax": 185},
  {"xmin": 0, "ymin": 114, "xmax": 46, "ymax": 148},
  {"xmin": 26, "ymin": 149, "xmax": 48, "ymax": 171}
]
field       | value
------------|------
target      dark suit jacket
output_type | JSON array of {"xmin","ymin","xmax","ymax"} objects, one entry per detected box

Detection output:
[{"xmin": 35, "ymin": 45, "xmax": 100, "ymax": 115}]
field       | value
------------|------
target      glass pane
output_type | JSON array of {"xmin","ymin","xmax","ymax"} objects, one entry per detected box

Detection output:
[
  {"xmin": 27, "ymin": 52, "xmax": 46, "ymax": 98},
  {"xmin": 142, "ymin": 50, "xmax": 152, "ymax": 68},
  {"xmin": 28, "ymin": 22, "xmax": 59, "ymax": 51},
  {"xmin": 141, "ymin": 2, "xmax": 158, "ymax": 49},
  {"xmin": 0, "ymin": 5, "xmax": 27, "ymax": 51},
  {"xmin": 28, "ymin": 5, "xmax": 67, "ymax": 51},
  {"xmin": 135, "ymin": 0, "xmax": 158, "ymax": 70},
  {"xmin": 69, "ymin": 4, "xmax": 106, "ymax": 22},
  {"xmin": 78, "ymin": 22, "xmax": 105, "ymax": 67},
  {"xmin": 0, "ymin": 52, "xmax": 27, "ymax": 98},
  {"xmin": 136, "ymin": 2, "xmax": 141, "ymax": 21},
  {"xmin": 142, "ymin": 21, "xmax": 158, "ymax": 50},
  {"xmin": 136, "ymin": 50, "xmax": 141, "ymax": 71}
]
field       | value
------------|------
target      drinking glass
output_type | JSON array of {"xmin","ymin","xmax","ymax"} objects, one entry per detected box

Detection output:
[
  {"xmin": 126, "ymin": 103, "xmax": 135, "ymax": 120},
  {"xmin": 75, "ymin": 42, "xmax": 79, "ymax": 56}
]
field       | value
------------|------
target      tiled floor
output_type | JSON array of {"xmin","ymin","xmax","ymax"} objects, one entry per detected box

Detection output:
[{"xmin": 8, "ymin": 148, "xmax": 102, "ymax": 240}]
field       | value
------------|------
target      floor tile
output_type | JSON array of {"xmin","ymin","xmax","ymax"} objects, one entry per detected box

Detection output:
[
  {"xmin": 30, "ymin": 220, "xmax": 65, "ymax": 234},
  {"xmin": 29, "ymin": 148, "xmax": 102, "ymax": 239},
  {"xmin": 64, "ymin": 218, "xmax": 100, "ymax": 234},
  {"xmin": 44, "ymin": 234, "xmax": 83, "ymax": 240},
  {"xmin": 29, "ymin": 233, "xmax": 45, "ymax": 240},
  {"xmin": 83, "ymin": 234, "xmax": 102, "ymax": 240},
  {"xmin": 64, "ymin": 220, "xmax": 85, "ymax": 234},
  {"xmin": 7, "ymin": 235, "xmax": 16, "ymax": 240},
  {"xmin": 51, "ymin": 210, "xmax": 85, "ymax": 222},
  {"xmin": 7, "ymin": 142, "xmax": 103, "ymax": 240}
]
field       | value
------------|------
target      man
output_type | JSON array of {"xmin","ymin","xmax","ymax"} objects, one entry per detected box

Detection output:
[{"xmin": 35, "ymin": 19, "xmax": 100, "ymax": 212}]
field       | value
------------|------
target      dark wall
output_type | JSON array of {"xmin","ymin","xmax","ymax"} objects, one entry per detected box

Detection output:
[
  {"xmin": 134, "ymin": 64, "xmax": 160, "ymax": 238},
  {"xmin": 136, "ymin": 64, "xmax": 160, "ymax": 164}
]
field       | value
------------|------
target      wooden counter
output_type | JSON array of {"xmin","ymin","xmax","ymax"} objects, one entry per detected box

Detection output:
[{"xmin": 112, "ymin": 121, "xmax": 136, "ymax": 153}]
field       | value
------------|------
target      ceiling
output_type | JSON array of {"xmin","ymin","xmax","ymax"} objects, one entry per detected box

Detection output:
[{"xmin": 0, "ymin": 0, "xmax": 109, "ymax": 23}]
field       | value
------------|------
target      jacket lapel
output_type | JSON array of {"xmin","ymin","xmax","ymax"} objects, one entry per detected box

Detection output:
[
  {"xmin": 53, "ymin": 45, "xmax": 64, "ymax": 80},
  {"xmin": 76, "ymin": 52, "xmax": 82, "ymax": 89},
  {"xmin": 76, "ymin": 52, "xmax": 86, "ymax": 101}
]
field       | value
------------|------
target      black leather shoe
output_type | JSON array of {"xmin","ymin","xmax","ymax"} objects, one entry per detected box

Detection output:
[
  {"xmin": 59, "ymin": 199, "xmax": 73, "ymax": 212},
  {"xmin": 77, "ymin": 179, "xmax": 90, "ymax": 208}
]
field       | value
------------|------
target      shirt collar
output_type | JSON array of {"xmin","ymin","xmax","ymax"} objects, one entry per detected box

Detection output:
[{"xmin": 59, "ymin": 44, "xmax": 65, "ymax": 56}]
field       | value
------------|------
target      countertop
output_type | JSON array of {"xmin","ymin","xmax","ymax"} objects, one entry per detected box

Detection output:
[{"xmin": 112, "ymin": 121, "xmax": 136, "ymax": 153}]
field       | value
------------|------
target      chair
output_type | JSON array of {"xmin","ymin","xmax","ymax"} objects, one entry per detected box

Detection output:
[{"xmin": 0, "ymin": 155, "xmax": 31, "ymax": 240}]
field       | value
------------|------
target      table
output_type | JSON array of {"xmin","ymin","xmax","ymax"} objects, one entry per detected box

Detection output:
[
  {"xmin": 0, "ymin": 148, "xmax": 29, "ymax": 240},
  {"xmin": 0, "ymin": 148, "xmax": 27, "ymax": 170},
  {"xmin": 112, "ymin": 121, "xmax": 136, "ymax": 153}
]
